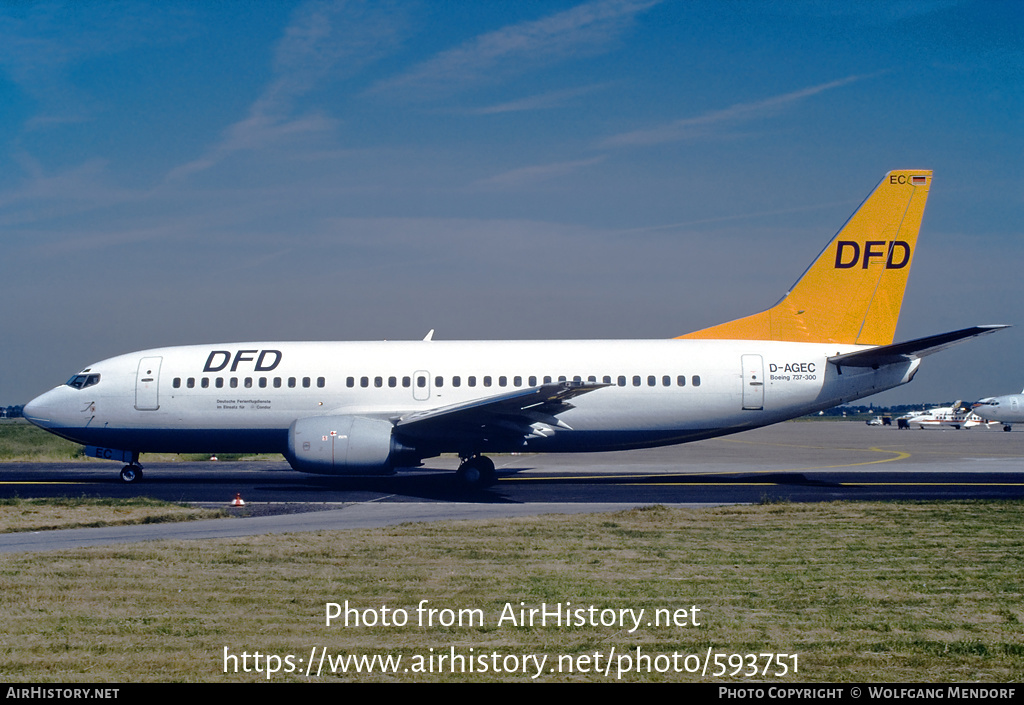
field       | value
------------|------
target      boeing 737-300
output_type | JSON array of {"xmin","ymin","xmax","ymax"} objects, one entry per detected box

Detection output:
[
  {"xmin": 971, "ymin": 389, "xmax": 1024, "ymax": 431},
  {"xmin": 23, "ymin": 170, "xmax": 1007, "ymax": 486}
]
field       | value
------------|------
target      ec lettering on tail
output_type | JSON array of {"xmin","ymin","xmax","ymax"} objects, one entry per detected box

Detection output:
[{"xmin": 834, "ymin": 240, "xmax": 910, "ymax": 270}]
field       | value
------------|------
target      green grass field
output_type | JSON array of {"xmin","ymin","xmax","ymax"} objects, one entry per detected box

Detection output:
[
  {"xmin": 0, "ymin": 419, "xmax": 272, "ymax": 462},
  {"xmin": 0, "ymin": 500, "xmax": 1021, "ymax": 682},
  {"xmin": 0, "ymin": 419, "xmax": 85, "ymax": 461}
]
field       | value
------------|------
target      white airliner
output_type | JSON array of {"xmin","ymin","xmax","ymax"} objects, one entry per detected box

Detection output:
[
  {"xmin": 23, "ymin": 170, "xmax": 1007, "ymax": 486},
  {"xmin": 971, "ymin": 389, "xmax": 1024, "ymax": 432}
]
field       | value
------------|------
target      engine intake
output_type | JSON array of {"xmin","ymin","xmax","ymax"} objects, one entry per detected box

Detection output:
[{"xmin": 285, "ymin": 415, "xmax": 416, "ymax": 475}]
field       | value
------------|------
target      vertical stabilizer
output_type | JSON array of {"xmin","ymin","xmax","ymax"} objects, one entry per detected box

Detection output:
[{"xmin": 678, "ymin": 170, "xmax": 932, "ymax": 345}]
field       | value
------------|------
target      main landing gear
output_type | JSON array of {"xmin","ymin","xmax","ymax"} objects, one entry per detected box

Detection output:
[
  {"xmin": 456, "ymin": 455, "xmax": 496, "ymax": 489},
  {"xmin": 120, "ymin": 453, "xmax": 144, "ymax": 483}
]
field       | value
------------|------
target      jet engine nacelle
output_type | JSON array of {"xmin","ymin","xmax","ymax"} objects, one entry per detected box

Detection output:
[{"xmin": 285, "ymin": 415, "xmax": 416, "ymax": 475}]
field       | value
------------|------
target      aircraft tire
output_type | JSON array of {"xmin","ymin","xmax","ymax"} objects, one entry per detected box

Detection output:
[
  {"xmin": 120, "ymin": 465, "xmax": 143, "ymax": 483},
  {"xmin": 456, "ymin": 456, "xmax": 496, "ymax": 489}
]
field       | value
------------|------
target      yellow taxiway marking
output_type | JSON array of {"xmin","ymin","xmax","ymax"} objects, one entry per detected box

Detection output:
[
  {"xmin": 712, "ymin": 439, "xmax": 913, "ymax": 472},
  {"xmin": 0, "ymin": 482, "xmax": 89, "ymax": 485},
  {"xmin": 839, "ymin": 482, "xmax": 1024, "ymax": 487}
]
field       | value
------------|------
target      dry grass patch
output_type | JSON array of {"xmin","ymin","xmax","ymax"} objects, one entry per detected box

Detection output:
[
  {"xmin": 0, "ymin": 501, "xmax": 1021, "ymax": 682},
  {"xmin": 0, "ymin": 497, "xmax": 228, "ymax": 533}
]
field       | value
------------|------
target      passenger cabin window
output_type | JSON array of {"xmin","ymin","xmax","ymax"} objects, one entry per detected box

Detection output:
[
  {"xmin": 317, "ymin": 377, "xmax": 326, "ymax": 388},
  {"xmin": 66, "ymin": 374, "xmax": 101, "ymax": 389}
]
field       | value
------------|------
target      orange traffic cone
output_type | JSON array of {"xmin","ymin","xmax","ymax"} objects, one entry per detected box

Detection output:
[{"xmin": 231, "ymin": 493, "xmax": 245, "ymax": 507}]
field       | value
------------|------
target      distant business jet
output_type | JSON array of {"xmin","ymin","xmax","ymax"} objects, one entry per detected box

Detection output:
[
  {"xmin": 971, "ymin": 389, "xmax": 1024, "ymax": 432},
  {"xmin": 24, "ymin": 170, "xmax": 1007, "ymax": 486}
]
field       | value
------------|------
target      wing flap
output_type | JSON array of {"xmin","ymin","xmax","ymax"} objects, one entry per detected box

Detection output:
[{"xmin": 394, "ymin": 381, "xmax": 608, "ymax": 445}]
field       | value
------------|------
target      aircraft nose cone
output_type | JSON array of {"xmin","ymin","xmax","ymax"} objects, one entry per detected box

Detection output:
[{"xmin": 22, "ymin": 390, "xmax": 58, "ymax": 429}]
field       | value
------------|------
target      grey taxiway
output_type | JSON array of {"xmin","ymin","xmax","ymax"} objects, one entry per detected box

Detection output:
[{"xmin": 1, "ymin": 421, "xmax": 1022, "ymax": 552}]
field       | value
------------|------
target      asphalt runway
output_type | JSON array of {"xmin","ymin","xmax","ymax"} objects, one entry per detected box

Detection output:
[{"xmin": 2, "ymin": 421, "xmax": 1023, "ymax": 552}]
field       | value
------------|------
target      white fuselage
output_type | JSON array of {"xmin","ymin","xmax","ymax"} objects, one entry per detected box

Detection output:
[
  {"xmin": 971, "ymin": 394, "xmax": 1024, "ymax": 427},
  {"xmin": 24, "ymin": 338, "xmax": 917, "ymax": 466}
]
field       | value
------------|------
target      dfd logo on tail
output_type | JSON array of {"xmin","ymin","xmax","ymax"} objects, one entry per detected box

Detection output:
[{"xmin": 834, "ymin": 240, "xmax": 910, "ymax": 270}]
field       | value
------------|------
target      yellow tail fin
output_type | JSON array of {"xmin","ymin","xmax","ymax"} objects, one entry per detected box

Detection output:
[{"xmin": 678, "ymin": 169, "xmax": 932, "ymax": 345}]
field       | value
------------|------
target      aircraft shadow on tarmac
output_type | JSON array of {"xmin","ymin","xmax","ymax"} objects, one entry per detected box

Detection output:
[{"xmin": 259, "ymin": 469, "xmax": 845, "ymax": 502}]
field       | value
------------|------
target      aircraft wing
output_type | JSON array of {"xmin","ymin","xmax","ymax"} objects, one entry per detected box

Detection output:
[
  {"xmin": 394, "ymin": 381, "xmax": 608, "ymax": 446},
  {"xmin": 828, "ymin": 325, "xmax": 1009, "ymax": 368}
]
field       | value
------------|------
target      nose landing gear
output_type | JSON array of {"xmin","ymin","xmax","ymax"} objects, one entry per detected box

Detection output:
[{"xmin": 120, "ymin": 453, "xmax": 144, "ymax": 483}]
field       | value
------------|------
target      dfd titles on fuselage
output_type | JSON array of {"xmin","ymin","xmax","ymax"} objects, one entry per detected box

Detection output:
[{"xmin": 203, "ymin": 349, "xmax": 282, "ymax": 373}]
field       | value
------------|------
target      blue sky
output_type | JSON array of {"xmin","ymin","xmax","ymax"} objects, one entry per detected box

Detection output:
[{"xmin": 2, "ymin": 0, "xmax": 1021, "ymax": 406}]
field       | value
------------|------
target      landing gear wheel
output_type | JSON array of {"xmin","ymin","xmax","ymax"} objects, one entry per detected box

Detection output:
[
  {"xmin": 1005, "ymin": 425, "xmax": 1013, "ymax": 432},
  {"xmin": 456, "ymin": 456, "xmax": 496, "ymax": 489},
  {"xmin": 120, "ymin": 465, "xmax": 143, "ymax": 483}
]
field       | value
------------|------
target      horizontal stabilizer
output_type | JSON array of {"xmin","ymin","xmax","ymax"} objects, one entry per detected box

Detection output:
[{"xmin": 828, "ymin": 325, "xmax": 1009, "ymax": 368}]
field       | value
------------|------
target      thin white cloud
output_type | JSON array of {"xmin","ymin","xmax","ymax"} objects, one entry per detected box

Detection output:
[
  {"xmin": 167, "ymin": 0, "xmax": 405, "ymax": 181},
  {"xmin": 475, "ymin": 156, "xmax": 606, "ymax": 189},
  {"xmin": 459, "ymin": 83, "xmax": 612, "ymax": 116},
  {"xmin": 0, "ymin": 3, "xmax": 195, "ymax": 129},
  {"xmin": 369, "ymin": 0, "xmax": 659, "ymax": 100},
  {"xmin": 613, "ymin": 199, "xmax": 860, "ymax": 235},
  {"xmin": 600, "ymin": 73, "xmax": 880, "ymax": 148}
]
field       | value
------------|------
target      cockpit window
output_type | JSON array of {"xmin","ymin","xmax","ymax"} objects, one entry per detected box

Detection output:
[{"xmin": 66, "ymin": 374, "xmax": 101, "ymax": 390}]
